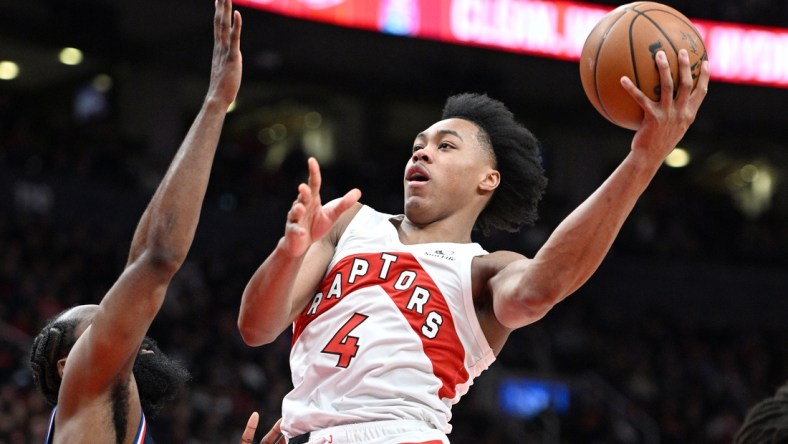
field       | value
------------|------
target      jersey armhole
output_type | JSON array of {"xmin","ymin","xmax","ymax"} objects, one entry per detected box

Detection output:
[{"xmin": 460, "ymin": 248, "xmax": 496, "ymax": 368}]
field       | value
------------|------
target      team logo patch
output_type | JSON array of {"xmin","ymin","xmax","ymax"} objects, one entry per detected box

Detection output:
[{"xmin": 426, "ymin": 249, "xmax": 456, "ymax": 261}]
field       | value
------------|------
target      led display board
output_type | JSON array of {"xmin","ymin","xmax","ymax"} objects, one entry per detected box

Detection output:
[{"xmin": 235, "ymin": 0, "xmax": 788, "ymax": 88}]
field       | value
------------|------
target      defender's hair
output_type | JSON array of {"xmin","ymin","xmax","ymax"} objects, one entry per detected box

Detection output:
[
  {"xmin": 734, "ymin": 383, "xmax": 788, "ymax": 444},
  {"xmin": 441, "ymin": 93, "xmax": 547, "ymax": 235},
  {"xmin": 29, "ymin": 310, "xmax": 80, "ymax": 406}
]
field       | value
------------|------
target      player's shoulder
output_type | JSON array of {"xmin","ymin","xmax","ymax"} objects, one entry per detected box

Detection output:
[{"xmin": 328, "ymin": 202, "xmax": 366, "ymax": 245}]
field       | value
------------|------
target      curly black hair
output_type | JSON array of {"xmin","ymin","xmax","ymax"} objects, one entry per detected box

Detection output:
[
  {"xmin": 734, "ymin": 382, "xmax": 788, "ymax": 444},
  {"xmin": 29, "ymin": 310, "xmax": 80, "ymax": 406},
  {"xmin": 441, "ymin": 93, "xmax": 547, "ymax": 236}
]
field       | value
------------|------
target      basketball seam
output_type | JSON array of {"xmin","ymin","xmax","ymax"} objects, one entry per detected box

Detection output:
[
  {"xmin": 640, "ymin": 10, "xmax": 681, "ymax": 56},
  {"xmin": 628, "ymin": 11, "xmax": 643, "ymax": 92},
  {"xmin": 633, "ymin": 6, "xmax": 708, "ymax": 96},
  {"xmin": 593, "ymin": 9, "xmax": 629, "ymax": 123},
  {"xmin": 639, "ymin": 8, "xmax": 709, "ymax": 67},
  {"xmin": 638, "ymin": 6, "xmax": 705, "ymax": 44}
]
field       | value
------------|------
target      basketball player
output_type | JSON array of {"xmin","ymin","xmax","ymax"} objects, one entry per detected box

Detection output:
[
  {"xmin": 28, "ymin": 0, "xmax": 242, "ymax": 441},
  {"xmin": 238, "ymin": 49, "xmax": 710, "ymax": 443}
]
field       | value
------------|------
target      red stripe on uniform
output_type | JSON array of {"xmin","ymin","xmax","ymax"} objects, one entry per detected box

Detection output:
[{"xmin": 293, "ymin": 252, "xmax": 468, "ymax": 400}]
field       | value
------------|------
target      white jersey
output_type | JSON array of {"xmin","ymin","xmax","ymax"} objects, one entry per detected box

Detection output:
[{"xmin": 282, "ymin": 205, "xmax": 496, "ymax": 438}]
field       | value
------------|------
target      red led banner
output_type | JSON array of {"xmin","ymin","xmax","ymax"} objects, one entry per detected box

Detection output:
[{"xmin": 234, "ymin": 0, "xmax": 788, "ymax": 88}]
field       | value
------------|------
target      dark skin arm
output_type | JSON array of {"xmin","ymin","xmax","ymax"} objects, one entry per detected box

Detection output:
[{"xmin": 56, "ymin": 0, "xmax": 242, "ymax": 426}]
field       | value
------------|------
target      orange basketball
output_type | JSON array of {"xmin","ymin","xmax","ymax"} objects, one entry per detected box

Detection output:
[{"xmin": 579, "ymin": 2, "xmax": 707, "ymax": 130}]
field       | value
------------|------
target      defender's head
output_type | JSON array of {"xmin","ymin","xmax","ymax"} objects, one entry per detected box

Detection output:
[{"xmin": 29, "ymin": 305, "xmax": 190, "ymax": 417}]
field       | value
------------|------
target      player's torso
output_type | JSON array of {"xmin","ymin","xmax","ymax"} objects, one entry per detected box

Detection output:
[
  {"xmin": 283, "ymin": 206, "xmax": 495, "ymax": 435},
  {"xmin": 46, "ymin": 397, "xmax": 152, "ymax": 444}
]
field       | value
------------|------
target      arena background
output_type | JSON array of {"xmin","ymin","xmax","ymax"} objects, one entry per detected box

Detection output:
[{"xmin": 1, "ymin": 0, "xmax": 787, "ymax": 442}]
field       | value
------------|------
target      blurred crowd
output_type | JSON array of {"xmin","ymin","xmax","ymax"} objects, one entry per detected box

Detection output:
[{"xmin": 2, "ymin": 85, "xmax": 788, "ymax": 444}]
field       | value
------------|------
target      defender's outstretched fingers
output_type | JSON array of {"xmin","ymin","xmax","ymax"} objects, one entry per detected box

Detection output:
[
  {"xmin": 231, "ymin": 10, "xmax": 243, "ymax": 43},
  {"xmin": 214, "ymin": 0, "xmax": 226, "ymax": 42}
]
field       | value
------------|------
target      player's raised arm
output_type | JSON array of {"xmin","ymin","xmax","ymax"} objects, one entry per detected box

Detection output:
[
  {"xmin": 489, "ymin": 50, "xmax": 709, "ymax": 330},
  {"xmin": 59, "ymin": 0, "xmax": 243, "ymax": 408},
  {"xmin": 238, "ymin": 157, "xmax": 361, "ymax": 346}
]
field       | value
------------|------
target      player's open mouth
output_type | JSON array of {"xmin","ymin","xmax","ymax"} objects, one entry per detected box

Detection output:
[{"xmin": 405, "ymin": 164, "xmax": 430, "ymax": 183}]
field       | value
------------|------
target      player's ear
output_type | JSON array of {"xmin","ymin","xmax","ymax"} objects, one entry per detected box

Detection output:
[
  {"xmin": 479, "ymin": 169, "xmax": 500, "ymax": 192},
  {"xmin": 57, "ymin": 357, "xmax": 67, "ymax": 379}
]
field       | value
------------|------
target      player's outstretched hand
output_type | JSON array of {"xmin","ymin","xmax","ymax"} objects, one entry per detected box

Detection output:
[
  {"xmin": 282, "ymin": 157, "xmax": 361, "ymax": 258},
  {"xmin": 621, "ymin": 49, "xmax": 709, "ymax": 161},
  {"xmin": 207, "ymin": 0, "xmax": 243, "ymax": 108}
]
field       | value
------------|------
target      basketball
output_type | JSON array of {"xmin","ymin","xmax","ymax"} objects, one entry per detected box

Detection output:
[{"xmin": 579, "ymin": 2, "xmax": 707, "ymax": 130}]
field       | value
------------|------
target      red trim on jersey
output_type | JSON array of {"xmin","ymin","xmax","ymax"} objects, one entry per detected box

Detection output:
[{"xmin": 293, "ymin": 252, "xmax": 469, "ymax": 400}]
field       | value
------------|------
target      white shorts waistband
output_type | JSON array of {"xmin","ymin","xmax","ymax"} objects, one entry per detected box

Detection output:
[{"xmin": 289, "ymin": 419, "xmax": 449, "ymax": 444}]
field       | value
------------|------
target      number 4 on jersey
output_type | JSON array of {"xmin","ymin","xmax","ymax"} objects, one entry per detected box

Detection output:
[{"xmin": 322, "ymin": 313, "xmax": 368, "ymax": 368}]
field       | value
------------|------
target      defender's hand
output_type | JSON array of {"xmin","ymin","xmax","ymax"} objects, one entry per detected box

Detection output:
[{"xmin": 208, "ymin": 0, "xmax": 243, "ymax": 107}]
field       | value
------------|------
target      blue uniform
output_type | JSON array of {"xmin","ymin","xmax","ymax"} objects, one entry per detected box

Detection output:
[{"xmin": 45, "ymin": 405, "xmax": 154, "ymax": 444}]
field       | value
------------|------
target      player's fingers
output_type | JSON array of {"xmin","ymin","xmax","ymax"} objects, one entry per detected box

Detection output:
[
  {"xmin": 232, "ymin": 10, "xmax": 243, "ymax": 44},
  {"xmin": 214, "ymin": 0, "xmax": 230, "ymax": 42},
  {"xmin": 655, "ymin": 50, "xmax": 674, "ymax": 106},
  {"xmin": 285, "ymin": 223, "xmax": 306, "ymax": 237},
  {"xmin": 287, "ymin": 204, "xmax": 304, "ymax": 224},
  {"xmin": 307, "ymin": 157, "xmax": 322, "ymax": 196},
  {"xmin": 213, "ymin": 0, "xmax": 223, "ymax": 43},
  {"xmin": 620, "ymin": 76, "xmax": 652, "ymax": 111},
  {"xmin": 675, "ymin": 49, "xmax": 693, "ymax": 103},
  {"xmin": 295, "ymin": 182, "xmax": 313, "ymax": 207},
  {"xmin": 324, "ymin": 188, "xmax": 362, "ymax": 222},
  {"xmin": 689, "ymin": 59, "xmax": 710, "ymax": 111},
  {"xmin": 241, "ymin": 411, "xmax": 259, "ymax": 444},
  {"xmin": 220, "ymin": 0, "xmax": 232, "ymax": 41}
]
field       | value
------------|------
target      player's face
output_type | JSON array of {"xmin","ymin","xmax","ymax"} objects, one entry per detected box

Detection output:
[
  {"xmin": 133, "ymin": 336, "xmax": 190, "ymax": 417},
  {"xmin": 404, "ymin": 118, "xmax": 497, "ymax": 224}
]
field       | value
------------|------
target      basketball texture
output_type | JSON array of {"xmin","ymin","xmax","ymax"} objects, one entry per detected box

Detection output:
[{"xmin": 579, "ymin": 2, "xmax": 707, "ymax": 130}]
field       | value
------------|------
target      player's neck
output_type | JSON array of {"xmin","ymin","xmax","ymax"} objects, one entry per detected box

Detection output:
[{"xmin": 396, "ymin": 216, "xmax": 474, "ymax": 245}]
